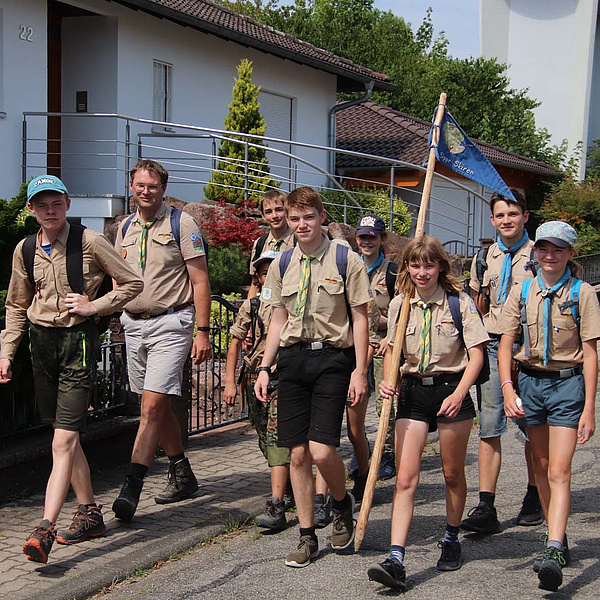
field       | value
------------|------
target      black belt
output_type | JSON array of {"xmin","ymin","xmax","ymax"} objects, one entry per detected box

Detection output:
[
  {"xmin": 126, "ymin": 303, "xmax": 192, "ymax": 320},
  {"xmin": 520, "ymin": 365, "xmax": 582, "ymax": 379},
  {"xmin": 286, "ymin": 341, "xmax": 338, "ymax": 351},
  {"xmin": 405, "ymin": 372, "xmax": 464, "ymax": 387}
]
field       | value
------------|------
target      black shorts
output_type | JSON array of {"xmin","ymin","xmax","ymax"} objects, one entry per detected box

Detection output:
[
  {"xmin": 397, "ymin": 373, "xmax": 475, "ymax": 432},
  {"xmin": 277, "ymin": 344, "xmax": 355, "ymax": 447}
]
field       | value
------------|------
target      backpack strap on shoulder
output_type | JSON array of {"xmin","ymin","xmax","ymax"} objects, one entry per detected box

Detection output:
[
  {"xmin": 169, "ymin": 207, "xmax": 182, "ymax": 246},
  {"xmin": 254, "ymin": 233, "xmax": 268, "ymax": 261},
  {"xmin": 475, "ymin": 246, "xmax": 490, "ymax": 304},
  {"xmin": 558, "ymin": 278, "xmax": 582, "ymax": 326},
  {"xmin": 519, "ymin": 279, "xmax": 533, "ymax": 358},
  {"xmin": 524, "ymin": 247, "xmax": 539, "ymax": 277},
  {"xmin": 120, "ymin": 213, "xmax": 137, "ymax": 239},
  {"xmin": 385, "ymin": 261, "xmax": 398, "ymax": 299},
  {"xmin": 65, "ymin": 223, "xmax": 86, "ymax": 295},
  {"xmin": 22, "ymin": 233, "xmax": 38, "ymax": 287},
  {"xmin": 447, "ymin": 292, "xmax": 464, "ymax": 346},
  {"xmin": 278, "ymin": 248, "xmax": 294, "ymax": 279},
  {"xmin": 335, "ymin": 243, "xmax": 348, "ymax": 284}
]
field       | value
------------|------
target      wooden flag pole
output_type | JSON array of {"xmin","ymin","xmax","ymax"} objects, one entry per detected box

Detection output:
[{"xmin": 354, "ymin": 92, "xmax": 447, "ymax": 552}]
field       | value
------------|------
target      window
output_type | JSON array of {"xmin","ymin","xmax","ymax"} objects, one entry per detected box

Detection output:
[{"xmin": 153, "ymin": 60, "xmax": 172, "ymax": 124}]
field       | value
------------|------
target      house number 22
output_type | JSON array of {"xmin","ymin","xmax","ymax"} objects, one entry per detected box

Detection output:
[{"xmin": 19, "ymin": 26, "xmax": 34, "ymax": 42}]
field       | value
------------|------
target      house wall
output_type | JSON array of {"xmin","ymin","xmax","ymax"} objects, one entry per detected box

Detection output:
[
  {"xmin": 0, "ymin": 0, "xmax": 47, "ymax": 200},
  {"xmin": 480, "ymin": 0, "xmax": 599, "ymax": 179}
]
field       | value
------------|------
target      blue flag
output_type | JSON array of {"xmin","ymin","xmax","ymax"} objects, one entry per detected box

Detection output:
[{"xmin": 430, "ymin": 109, "xmax": 516, "ymax": 201}]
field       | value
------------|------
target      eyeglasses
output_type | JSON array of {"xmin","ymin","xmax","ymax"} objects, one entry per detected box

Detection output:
[{"xmin": 133, "ymin": 183, "xmax": 161, "ymax": 193}]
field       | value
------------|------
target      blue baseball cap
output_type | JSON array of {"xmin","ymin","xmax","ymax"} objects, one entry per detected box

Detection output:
[
  {"xmin": 27, "ymin": 175, "xmax": 69, "ymax": 202},
  {"xmin": 356, "ymin": 214, "xmax": 386, "ymax": 237},
  {"xmin": 534, "ymin": 221, "xmax": 577, "ymax": 248}
]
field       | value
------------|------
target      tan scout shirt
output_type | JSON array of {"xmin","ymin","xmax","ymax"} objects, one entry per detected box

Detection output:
[
  {"xmin": 262, "ymin": 236, "xmax": 371, "ymax": 348},
  {"xmin": 0, "ymin": 223, "xmax": 143, "ymax": 361},
  {"xmin": 470, "ymin": 240, "xmax": 535, "ymax": 335},
  {"xmin": 387, "ymin": 284, "xmax": 490, "ymax": 376},
  {"xmin": 115, "ymin": 203, "xmax": 206, "ymax": 315},
  {"xmin": 367, "ymin": 256, "xmax": 396, "ymax": 331},
  {"xmin": 229, "ymin": 296, "xmax": 275, "ymax": 372},
  {"xmin": 249, "ymin": 228, "xmax": 295, "ymax": 275},
  {"xmin": 497, "ymin": 277, "xmax": 600, "ymax": 370}
]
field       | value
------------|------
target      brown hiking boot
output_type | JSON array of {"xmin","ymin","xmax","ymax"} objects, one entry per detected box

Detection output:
[
  {"xmin": 285, "ymin": 535, "xmax": 319, "ymax": 568},
  {"xmin": 56, "ymin": 504, "xmax": 106, "ymax": 544},
  {"xmin": 331, "ymin": 492, "xmax": 356, "ymax": 551},
  {"xmin": 23, "ymin": 520, "xmax": 56, "ymax": 564},
  {"xmin": 154, "ymin": 457, "xmax": 199, "ymax": 504}
]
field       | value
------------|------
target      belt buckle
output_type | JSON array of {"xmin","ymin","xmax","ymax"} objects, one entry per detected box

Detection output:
[
  {"xmin": 421, "ymin": 376, "xmax": 434, "ymax": 386},
  {"xmin": 140, "ymin": 312, "xmax": 152, "ymax": 320},
  {"xmin": 310, "ymin": 342, "xmax": 324, "ymax": 351},
  {"xmin": 559, "ymin": 368, "xmax": 573, "ymax": 378}
]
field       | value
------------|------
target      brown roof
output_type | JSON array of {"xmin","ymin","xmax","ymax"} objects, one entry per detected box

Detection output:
[
  {"xmin": 113, "ymin": 0, "xmax": 394, "ymax": 92},
  {"xmin": 336, "ymin": 102, "xmax": 558, "ymax": 175}
]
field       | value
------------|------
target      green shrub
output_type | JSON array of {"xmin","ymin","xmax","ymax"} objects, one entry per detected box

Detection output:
[
  {"xmin": 210, "ymin": 292, "xmax": 242, "ymax": 356},
  {"xmin": 207, "ymin": 243, "xmax": 249, "ymax": 295}
]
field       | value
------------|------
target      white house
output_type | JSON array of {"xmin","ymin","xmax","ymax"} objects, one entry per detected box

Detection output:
[
  {"xmin": 0, "ymin": 0, "xmax": 393, "ymax": 230},
  {"xmin": 480, "ymin": 0, "xmax": 600, "ymax": 179}
]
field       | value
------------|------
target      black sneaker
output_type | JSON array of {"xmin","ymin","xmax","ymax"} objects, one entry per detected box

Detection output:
[
  {"xmin": 155, "ymin": 457, "xmax": 199, "ymax": 504},
  {"xmin": 23, "ymin": 520, "xmax": 56, "ymax": 564},
  {"xmin": 113, "ymin": 475, "xmax": 143, "ymax": 521},
  {"xmin": 282, "ymin": 480, "xmax": 295, "ymax": 511},
  {"xmin": 56, "ymin": 504, "xmax": 106, "ymax": 544},
  {"xmin": 533, "ymin": 533, "xmax": 570, "ymax": 572},
  {"xmin": 285, "ymin": 535, "xmax": 319, "ymax": 568},
  {"xmin": 437, "ymin": 540, "xmax": 462, "ymax": 571},
  {"xmin": 351, "ymin": 474, "xmax": 368, "ymax": 504},
  {"xmin": 378, "ymin": 451, "xmax": 396, "ymax": 480},
  {"xmin": 538, "ymin": 546, "xmax": 566, "ymax": 592},
  {"xmin": 516, "ymin": 488, "xmax": 544, "ymax": 526},
  {"xmin": 331, "ymin": 492, "xmax": 356, "ymax": 551},
  {"xmin": 314, "ymin": 494, "xmax": 332, "ymax": 529},
  {"xmin": 460, "ymin": 501, "xmax": 501, "ymax": 534},
  {"xmin": 367, "ymin": 558, "xmax": 407, "ymax": 590},
  {"xmin": 255, "ymin": 496, "xmax": 286, "ymax": 531}
]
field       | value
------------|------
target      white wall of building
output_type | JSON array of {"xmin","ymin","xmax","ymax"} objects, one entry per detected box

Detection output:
[
  {"xmin": 480, "ymin": 0, "xmax": 599, "ymax": 179},
  {"xmin": 0, "ymin": 0, "xmax": 47, "ymax": 201}
]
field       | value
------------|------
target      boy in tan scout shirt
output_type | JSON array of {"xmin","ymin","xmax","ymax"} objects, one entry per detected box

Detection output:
[
  {"xmin": 112, "ymin": 160, "xmax": 211, "ymax": 522},
  {"xmin": 0, "ymin": 175, "xmax": 143, "ymax": 564},
  {"xmin": 462, "ymin": 191, "xmax": 543, "ymax": 535},
  {"xmin": 498, "ymin": 221, "xmax": 600, "ymax": 592},
  {"xmin": 255, "ymin": 186, "xmax": 370, "ymax": 568}
]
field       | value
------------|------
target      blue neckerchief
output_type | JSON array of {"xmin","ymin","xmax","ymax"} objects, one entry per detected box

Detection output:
[
  {"xmin": 496, "ymin": 231, "xmax": 529, "ymax": 303},
  {"xmin": 538, "ymin": 267, "xmax": 571, "ymax": 366},
  {"xmin": 363, "ymin": 250, "xmax": 384, "ymax": 275}
]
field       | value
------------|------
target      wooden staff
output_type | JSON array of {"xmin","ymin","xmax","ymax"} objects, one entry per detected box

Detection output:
[{"xmin": 354, "ymin": 92, "xmax": 447, "ymax": 551}]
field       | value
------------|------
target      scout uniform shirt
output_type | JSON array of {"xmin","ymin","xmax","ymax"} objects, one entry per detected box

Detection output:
[
  {"xmin": 367, "ymin": 256, "xmax": 395, "ymax": 331},
  {"xmin": 469, "ymin": 240, "xmax": 535, "ymax": 335},
  {"xmin": 497, "ymin": 277, "xmax": 600, "ymax": 371},
  {"xmin": 262, "ymin": 236, "xmax": 371, "ymax": 348},
  {"xmin": 0, "ymin": 223, "xmax": 143, "ymax": 362},
  {"xmin": 115, "ymin": 203, "xmax": 205, "ymax": 315},
  {"xmin": 249, "ymin": 228, "xmax": 295, "ymax": 275},
  {"xmin": 386, "ymin": 285, "xmax": 490, "ymax": 376},
  {"xmin": 229, "ymin": 295, "xmax": 275, "ymax": 373}
]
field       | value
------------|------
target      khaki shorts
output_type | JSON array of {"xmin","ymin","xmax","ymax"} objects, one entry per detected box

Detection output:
[{"xmin": 121, "ymin": 306, "xmax": 195, "ymax": 396}]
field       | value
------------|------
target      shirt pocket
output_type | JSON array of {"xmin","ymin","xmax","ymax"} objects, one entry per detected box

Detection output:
[
  {"xmin": 316, "ymin": 279, "xmax": 345, "ymax": 318},
  {"xmin": 151, "ymin": 232, "xmax": 180, "ymax": 268},
  {"xmin": 553, "ymin": 314, "xmax": 579, "ymax": 351},
  {"xmin": 120, "ymin": 237, "xmax": 137, "ymax": 262},
  {"xmin": 404, "ymin": 323, "xmax": 419, "ymax": 357},
  {"xmin": 281, "ymin": 282, "xmax": 299, "ymax": 314},
  {"xmin": 434, "ymin": 322, "xmax": 460, "ymax": 358}
]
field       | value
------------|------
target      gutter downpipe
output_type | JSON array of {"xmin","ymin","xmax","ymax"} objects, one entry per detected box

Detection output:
[{"xmin": 328, "ymin": 80, "xmax": 375, "ymax": 177}]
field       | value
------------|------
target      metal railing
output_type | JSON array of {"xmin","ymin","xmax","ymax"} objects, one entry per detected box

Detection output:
[{"xmin": 575, "ymin": 253, "xmax": 600, "ymax": 285}]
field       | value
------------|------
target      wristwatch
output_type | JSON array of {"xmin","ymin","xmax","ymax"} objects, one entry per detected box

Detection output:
[{"xmin": 256, "ymin": 366, "xmax": 271, "ymax": 375}]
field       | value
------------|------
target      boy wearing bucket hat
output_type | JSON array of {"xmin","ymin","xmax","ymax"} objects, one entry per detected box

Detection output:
[{"xmin": 0, "ymin": 175, "xmax": 142, "ymax": 563}]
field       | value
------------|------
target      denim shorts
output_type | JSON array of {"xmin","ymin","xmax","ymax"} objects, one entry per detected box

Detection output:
[
  {"xmin": 478, "ymin": 338, "xmax": 527, "ymax": 438},
  {"xmin": 517, "ymin": 371, "xmax": 585, "ymax": 429}
]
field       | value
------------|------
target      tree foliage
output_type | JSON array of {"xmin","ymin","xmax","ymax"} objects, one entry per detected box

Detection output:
[
  {"xmin": 205, "ymin": 59, "xmax": 277, "ymax": 203},
  {"xmin": 217, "ymin": 1, "xmax": 565, "ymax": 166}
]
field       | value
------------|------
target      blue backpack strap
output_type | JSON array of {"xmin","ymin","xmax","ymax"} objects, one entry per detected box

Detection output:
[
  {"xmin": 570, "ymin": 278, "xmax": 582, "ymax": 325},
  {"xmin": 170, "ymin": 207, "xmax": 182, "ymax": 245},
  {"xmin": 120, "ymin": 213, "xmax": 137, "ymax": 239},
  {"xmin": 519, "ymin": 278, "xmax": 533, "ymax": 358},
  {"xmin": 335, "ymin": 243, "xmax": 348, "ymax": 284},
  {"xmin": 278, "ymin": 248, "xmax": 294, "ymax": 279},
  {"xmin": 447, "ymin": 292, "xmax": 464, "ymax": 344}
]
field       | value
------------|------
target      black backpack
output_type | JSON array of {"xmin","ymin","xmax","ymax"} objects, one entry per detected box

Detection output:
[{"xmin": 22, "ymin": 223, "xmax": 114, "ymax": 334}]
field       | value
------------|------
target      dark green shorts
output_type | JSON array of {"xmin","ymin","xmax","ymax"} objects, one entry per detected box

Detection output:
[{"xmin": 29, "ymin": 321, "xmax": 100, "ymax": 432}]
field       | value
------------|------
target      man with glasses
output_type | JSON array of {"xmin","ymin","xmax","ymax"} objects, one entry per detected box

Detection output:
[{"xmin": 112, "ymin": 160, "xmax": 211, "ymax": 521}]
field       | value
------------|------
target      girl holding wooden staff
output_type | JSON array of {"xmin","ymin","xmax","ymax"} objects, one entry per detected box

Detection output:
[{"xmin": 367, "ymin": 236, "xmax": 488, "ymax": 590}]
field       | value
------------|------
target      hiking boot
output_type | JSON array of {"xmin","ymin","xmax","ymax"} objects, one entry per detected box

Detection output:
[
  {"xmin": 538, "ymin": 546, "xmax": 566, "ymax": 592},
  {"xmin": 155, "ymin": 457, "xmax": 199, "ymax": 504},
  {"xmin": 351, "ymin": 474, "xmax": 368, "ymax": 504},
  {"xmin": 314, "ymin": 493, "xmax": 332, "ymax": 529},
  {"xmin": 516, "ymin": 487, "xmax": 544, "ymax": 526},
  {"xmin": 255, "ymin": 496, "xmax": 286, "ymax": 531},
  {"xmin": 112, "ymin": 475, "xmax": 143, "ymax": 521},
  {"xmin": 56, "ymin": 504, "xmax": 106, "ymax": 544},
  {"xmin": 282, "ymin": 481, "xmax": 295, "ymax": 511},
  {"xmin": 331, "ymin": 492, "xmax": 356, "ymax": 551},
  {"xmin": 378, "ymin": 451, "xmax": 396, "ymax": 480},
  {"xmin": 284, "ymin": 535, "xmax": 319, "ymax": 568},
  {"xmin": 23, "ymin": 520, "xmax": 56, "ymax": 564},
  {"xmin": 533, "ymin": 533, "xmax": 570, "ymax": 573},
  {"xmin": 460, "ymin": 501, "xmax": 501, "ymax": 534},
  {"xmin": 367, "ymin": 558, "xmax": 407, "ymax": 590},
  {"xmin": 437, "ymin": 540, "xmax": 463, "ymax": 571}
]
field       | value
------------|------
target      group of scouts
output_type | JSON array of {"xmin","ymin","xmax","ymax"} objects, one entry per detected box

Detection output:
[{"xmin": 0, "ymin": 161, "xmax": 597, "ymax": 595}]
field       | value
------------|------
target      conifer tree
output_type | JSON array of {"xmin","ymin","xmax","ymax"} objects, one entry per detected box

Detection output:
[{"xmin": 205, "ymin": 59, "xmax": 276, "ymax": 203}]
